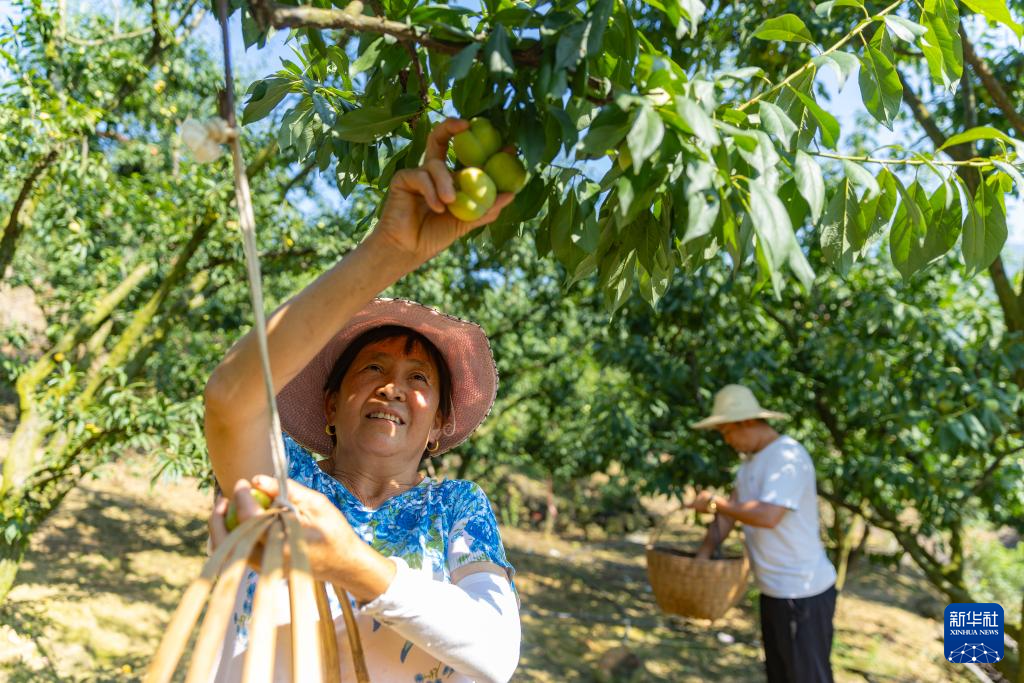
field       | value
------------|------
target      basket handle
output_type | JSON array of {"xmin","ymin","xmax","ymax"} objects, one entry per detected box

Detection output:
[{"xmin": 648, "ymin": 502, "xmax": 724, "ymax": 557}]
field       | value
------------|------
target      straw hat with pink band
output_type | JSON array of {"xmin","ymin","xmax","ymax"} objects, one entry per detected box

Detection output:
[
  {"xmin": 690, "ymin": 384, "xmax": 789, "ymax": 430},
  {"xmin": 277, "ymin": 298, "xmax": 498, "ymax": 457}
]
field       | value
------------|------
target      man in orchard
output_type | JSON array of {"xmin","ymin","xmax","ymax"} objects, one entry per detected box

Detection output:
[{"xmin": 689, "ymin": 384, "xmax": 837, "ymax": 683}]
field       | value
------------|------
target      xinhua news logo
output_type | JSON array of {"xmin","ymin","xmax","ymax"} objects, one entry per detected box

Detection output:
[{"xmin": 944, "ymin": 603, "xmax": 1004, "ymax": 664}]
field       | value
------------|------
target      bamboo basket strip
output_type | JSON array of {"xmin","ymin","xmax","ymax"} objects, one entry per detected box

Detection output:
[
  {"xmin": 333, "ymin": 582, "xmax": 371, "ymax": 683},
  {"xmin": 183, "ymin": 513, "xmax": 278, "ymax": 683},
  {"xmin": 243, "ymin": 519, "xmax": 286, "ymax": 682},
  {"xmin": 314, "ymin": 580, "xmax": 343, "ymax": 683},
  {"xmin": 283, "ymin": 513, "xmax": 325, "ymax": 682},
  {"xmin": 144, "ymin": 513, "xmax": 275, "ymax": 683}
]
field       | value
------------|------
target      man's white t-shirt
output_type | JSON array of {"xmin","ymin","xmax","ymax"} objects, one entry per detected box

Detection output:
[{"xmin": 734, "ymin": 435, "xmax": 837, "ymax": 599}]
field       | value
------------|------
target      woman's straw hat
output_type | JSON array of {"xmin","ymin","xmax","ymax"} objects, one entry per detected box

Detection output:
[{"xmin": 277, "ymin": 298, "xmax": 497, "ymax": 456}]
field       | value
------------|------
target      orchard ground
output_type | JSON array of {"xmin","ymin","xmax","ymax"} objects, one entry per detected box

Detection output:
[{"xmin": 0, "ymin": 454, "xmax": 974, "ymax": 683}]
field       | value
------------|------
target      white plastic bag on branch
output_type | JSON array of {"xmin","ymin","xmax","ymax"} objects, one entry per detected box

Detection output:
[{"xmin": 180, "ymin": 117, "xmax": 234, "ymax": 163}]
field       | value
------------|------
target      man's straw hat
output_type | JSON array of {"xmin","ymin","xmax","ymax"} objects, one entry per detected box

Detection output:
[{"xmin": 690, "ymin": 384, "xmax": 789, "ymax": 430}]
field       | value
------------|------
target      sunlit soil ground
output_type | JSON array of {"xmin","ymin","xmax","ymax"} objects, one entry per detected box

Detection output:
[{"xmin": 0, "ymin": 456, "xmax": 970, "ymax": 682}]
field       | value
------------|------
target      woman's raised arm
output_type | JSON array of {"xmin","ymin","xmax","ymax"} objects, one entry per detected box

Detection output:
[{"xmin": 204, "ymin": 118, "xmax": 514, "ymax": 493}]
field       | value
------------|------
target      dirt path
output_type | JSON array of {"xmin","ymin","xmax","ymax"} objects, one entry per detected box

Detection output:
[{"xmin": 0, "ymin": 459, "xmax": 970, "ymax": 682}]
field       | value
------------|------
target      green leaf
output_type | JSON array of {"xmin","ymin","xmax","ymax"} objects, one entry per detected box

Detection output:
[
  {"xmin": 335, "ymin": 100, "xmax": 421, "ymax": 143},
  {"xmin": 993, "ymin": 160, "xmax": 1024, "ymax": 193},
  {"xmin": 794, "ymin": 151, "xmax": 825, "ymax": 223},
  {"xmin": 351, "ymin": 37, "xmax": 385, "ymax": 76},
  {"xmin": 580, "ymin": 105, "xmax": 631, "ymax": 155},
  {"xmin": 752, "ymin": 14, "xmax": 815, "ymax": 44},
  {"xmin": 637, "ymin": 209, "xmax": 670, "ymax": 273},
  {"xmin": 675, "ymin": 96, "xmax": 720, "ymax": 146},
  {"xmin": 547, "ymin": 105, "xmax": 579, "ymax": 155},
  {"xmin": 616, "ymin": 176, "xmax": 636, "ymax": 218},
  {"xmin": 484, "ymin": 24, "xmax": 515, "ymax": 77},
  {"xmin": 311, "ymin": 93, "xmax": 336, "ymax": 127},
  {"xmin": 842, "ymin": 160, "xmax": 881, "ymax": 201},
  {"xmin": 451, "ymin": 63, "xmax": 491, "ymax": 116},
  {"xmin": 749, "ymin": 177, "xmax": 795, "ymax": 275},
  {"xmin": 812, "ymin": 51, "xmax": 859, "ymax": 90},
  {"xmin": 939, "ymin": 126, "xmax": 1024, "ymax": 156},
  {"xmin": 515, "ymin": 104, "xmax": 546, "ymax": 166},
  {"xmin": 960, "ymin": 0, "xmax": 1024, "ymax": 39},
  {"xmin": 587, "ymin": 0, "xmax": 616, "ymax": 53},
  {"xmin": 242, "ymin": 78, "xmax": 292, "ymax": 126},
  {"xmin": 889, "ymin": 180, "xmax": 929, "ymax": 279},
  {"xmin": 551, "ymin": 189, "xmax": 585, "ymax": 270},
  {"xmin": 858, "ymin": 46, "xmax": 902, "ymax": 130},
  {"xmin": 787, "ymin": 246, "xmax": 816, "ymax": 290},
  {"xmin": 672, "ymin": 0, "xmax": 707, "ymax": 38},
  {"xmin": 626, "ymin": 105, "xmax": 665, "ymax": 169},
  {"xmin": 773, "ymin": 70, "xmax": 818, "ymax": 149},
  {"xmin": 962, "ymin": 178, "xmax": 1007, "ymax": 277},
  {"xmin": 884, "ymin": 16, "xmax": 928, "ymax": 43},
  {"xmin": 788, "ymin": 87, "xmax": 840, "ymax": 149},
  {"xmin": 921, "ymin": 0, "xmax": 963, "ymax": 91},
  {"xmin": 683, "ymin": 194, "xmax": 719, "ymax": 245},
  {"xmin": 448, "ymin": 43, "xmax": 481, "ymax": 82},
  {"xmin": 860, "ymin": 168, "xmax": 899, "ymax": 245},
  {"xmin": 556, "ymin": 21, "xmax": 588, "ymax": 71},
  {"xmin": 758, "ymin": 101, "xmax": 798, "ymax": 149},
  {"xmin": 815, "ymin": 0, "xmax": 864, "ymax": 18},
  {"xmin": 920, "ymin": 182, "xmax": 963, "ymax": 265},
  {"xmin": 820, "ymin": 178, "xmax": 861, "ymax": 274}
]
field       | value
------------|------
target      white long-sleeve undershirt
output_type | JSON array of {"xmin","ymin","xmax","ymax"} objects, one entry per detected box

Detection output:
[{"xmin": 360, "ymin": 557, "xmax": 521, "ymax": 683}]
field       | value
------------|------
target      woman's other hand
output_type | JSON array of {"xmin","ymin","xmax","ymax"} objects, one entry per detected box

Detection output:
[
  {"xmin": 210, "ymin": 475, "xmax": 397, "ymax": 602},
  {"xmin": 369, "ymin": 117, "xmax": 515, "ymax": 268}
]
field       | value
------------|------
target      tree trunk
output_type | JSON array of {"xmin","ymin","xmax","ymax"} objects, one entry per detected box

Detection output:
[
  {"xmin": 0, "ymin": 537, "xmax": 28, "ymax": 603},
  {"xmin": 543, "ymin": 476, "xmax": 557, "ymax": 537},
  {"xmin": 830, "ymin": 507, "xmax": 860, "ymax": 592},
  {"xmin": 0, "ymin": 149, "xmax": 59, "ymax": 282}
]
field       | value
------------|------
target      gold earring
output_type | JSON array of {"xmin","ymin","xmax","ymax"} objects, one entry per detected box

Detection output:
[
  {"xmin": 427, "ymin": 440, "xmax": 440, "ymax": 453},
  {"xmin": 325, "ymin": 424, "xmax": 336, "ymax": 436}
]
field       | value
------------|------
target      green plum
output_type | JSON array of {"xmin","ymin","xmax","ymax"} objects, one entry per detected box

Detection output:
[
  {"xmin": 452, "ymin": 118, "xmax": 502, "ymax": 167},
  {"xmin": 225, "ymin": 488, "xmax": 273, "ymax": 532},
  {"xmin": 617, "ymin": 144, "xmax": 632, "ymax": 172},
  {"xmin": 449, "ymin": 167, "xmax": 497, "ymax": 222},
  {"xmin": 484, "ymin": 152, "xmax": 528, "ymax": 193}
]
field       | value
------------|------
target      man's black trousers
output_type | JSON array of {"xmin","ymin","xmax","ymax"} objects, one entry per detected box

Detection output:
[{"xmin": 759, "ymin": 584, "xmax": 837, "ymax": 683}]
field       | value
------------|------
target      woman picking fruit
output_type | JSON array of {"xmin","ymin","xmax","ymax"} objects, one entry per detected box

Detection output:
[{"xmin": 205, "ymin": 118, "xmax": 523, "ymax": 682}]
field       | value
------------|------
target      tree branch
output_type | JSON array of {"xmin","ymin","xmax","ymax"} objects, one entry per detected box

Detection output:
[
  {"xmin": 968, "ymin": 443, "xmax": 1024, "ymax": 497},
  {"xmin": 279, "ymin": 159, "xmax": 317, "ymax": 198},
  {"xmin": 65, "ymin": 27, "xmax": 152, "ymax": 47},
  {"xmin": 0, "ymin": 149, "xmax": 60, "ymax": 283},
  {"xmin": 249, "ymin": 0, "xmax": 542, "ymax": 64},
  {"xmin": 961, "ymin": 31, "xmax": 1024, "ymax": 139},
  {"xmin": 364, "ymin": 0, "xmax": 428, "ymax": 111},
  {"xmin": 898, "ymin": 68, "xmax": 1024, "ymax": 336},
  {"xmin": 738, "ymin": 0, "xmax": 904, "ymax": 111},
  {"xmin": 813, "ymin": 151, "xmax": 996, "ymax": 167},
  {"xmin": 898, "ymin": 71, "xmax": 960, "ymax": 157}
]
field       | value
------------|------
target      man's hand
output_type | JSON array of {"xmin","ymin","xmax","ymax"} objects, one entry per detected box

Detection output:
[{"xmin": 687, "ymin": 489, "xmax": 718, "ymax": 514}]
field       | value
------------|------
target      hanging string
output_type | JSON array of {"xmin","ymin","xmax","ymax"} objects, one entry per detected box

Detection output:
[{"xmin": 215, "ymin": 0, "xmax": 292, "ymax": 508}]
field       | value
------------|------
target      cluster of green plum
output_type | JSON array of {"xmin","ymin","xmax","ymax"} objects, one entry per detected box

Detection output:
[{"xmin": 448, "ymin": 118, "xmax": 528, "ymax": 222}]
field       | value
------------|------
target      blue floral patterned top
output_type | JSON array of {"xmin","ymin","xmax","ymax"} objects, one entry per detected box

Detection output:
[{"xmin": 213, "ymin": 432, "xmax": 515, "ymax": 683}]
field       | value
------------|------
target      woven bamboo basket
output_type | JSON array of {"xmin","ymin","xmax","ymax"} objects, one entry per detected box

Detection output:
[
  {"xmin": 144, "ymin": 509, "xmax": 371, "ymax": 683},
  {"xmin": 645, "ymin": 509, "xmax": 749, "ymax": 621}
]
